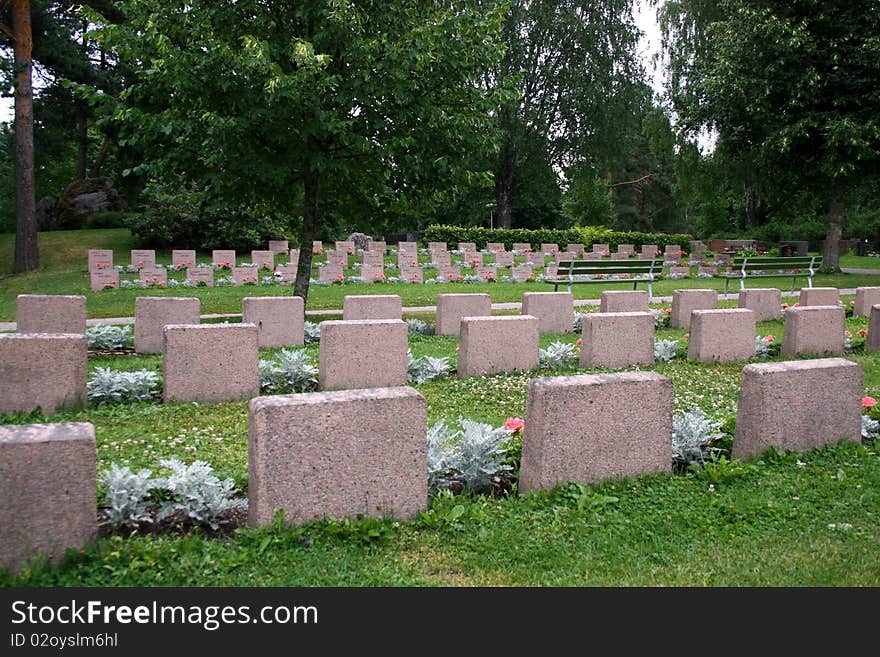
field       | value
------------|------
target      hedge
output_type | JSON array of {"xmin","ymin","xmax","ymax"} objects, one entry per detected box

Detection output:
[{"xmin": 423, "ymin": 225, "xmax": 693, "ymax": 253}]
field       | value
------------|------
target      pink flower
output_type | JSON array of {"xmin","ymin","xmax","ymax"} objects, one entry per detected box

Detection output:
[
  {"xmin": 763, "ymin": 335, "xmax": 775, "ymax": 343},
  {"xmin": 504, "ymin": 417, "xmax": 525, "ymax": 432},
  {"xmin": 683, "ymin": 333, "xmax": 690, "ymax": 339},
  {"xmin": 576, "ymin": 338, "xmax": 583, "ymax": 346},
  {"xmin": 793, "ymin": 302, "xmax": 800, "ymax": 307},
  {"xmin": 859, "ymin": 329, "xmax": 868, "ymax": 336},
  {"xmin": 781, "ymin": 303, "xmax": 789, "ymax": 309},
  {"xmin": 862, "ymin": 396, "xmax": 877, "ymax": 409},
  {"xmin": 845, "ymin": 330, "xmax": 852, "ymax": 338}
]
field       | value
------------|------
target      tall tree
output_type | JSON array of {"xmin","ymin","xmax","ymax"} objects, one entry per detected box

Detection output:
[
  {"xmin": 662, "ymin": 0, "xmax": 880, "ymax": 269},
  {"xmin": 3, "ymin": 0, "xmax": 38, "ymax": 271},
  {"xmin": 82, "ymin": 1, "xmax": 506, "ymax": 303},
  {"xmin": 490, "ymin": 0, "xmax": 643, "ymax": 228}
]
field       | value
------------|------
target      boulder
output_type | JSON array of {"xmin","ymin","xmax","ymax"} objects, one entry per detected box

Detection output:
[
  {"xmin": 346, "ymin": 232, "xmax": 371, "ymax": 252},
  {"xmin": 56, "ymin": 179, "xmax": 126, "ymax": 230}
]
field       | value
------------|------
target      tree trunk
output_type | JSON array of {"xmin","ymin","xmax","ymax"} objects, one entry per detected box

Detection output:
[
  {"xmin": 823, "ymin": 193, "xmax": 844, "ymax": 272},
  {"xmin": 12, "ymin": 0, "xmax": 38, "ymax": 273},
  {"xmin": 495, "ymin": 135, "xmax": 516, "ymax": 230},
  {"xmin": 90, "ymin": 137, "xmax": 112, "ymax": 178},
  {"xmin": 76, "ymin": 116, "xmax": 88, "ymax": 181},
  {"xmin": 294, "ymin": 171, "xmax": 319, "ymax": 305}
]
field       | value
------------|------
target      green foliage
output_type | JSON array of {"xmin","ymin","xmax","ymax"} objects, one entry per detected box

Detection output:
[
  {"xmin": 689, "ymin": 454, "xmax": 753, "ymax": 485},
  {"xmin": 125, "ymin": 188, "xmax": 295, "ymax": 250},
  {"xmin": 423, "ymin": 225, "xmax": 691, "ymax": 252}
]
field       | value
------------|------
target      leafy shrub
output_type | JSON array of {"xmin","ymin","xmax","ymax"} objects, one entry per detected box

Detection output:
[
  {"xmin": 87, "ymin": 367, "xmax": 161, "ymax": 404},
  {"xmin": 672, "ymin": 409, "xmax": 724, "ymax": 467},
  {"xmin": 407, "ymin": 350, "xmax": 452, "ymax": 384},
  {"xmin": 426, "ymin": 418, "xmax": 514, "ymax": 493},
  {"xmin": 539, "ymin": 341, "xmax": 577, "ymax": 369},
  {"xmin": 86, "ymin": 324, "xmax": 133, "ymax": 350},
  {"xmin": 303, "ymin": 321, "xmax": 321, "ymax": 344},
  {"xmin": 156, "ymin": 459, "xmax": 247, "ymax": 530},
  {"xmin": 100, "ymin": 463, "xmax": 160, "ymax": 528},
  {"xmin": 654, "ymin": 339, "xmax": 680, "ymax": 363},
  {"xmin": 259, "ymin": 349, "xmax": 318, "ymax": 394},
  {"xmin": 689, "ymin": 454, "xmax": 752, "ymax": 485}
]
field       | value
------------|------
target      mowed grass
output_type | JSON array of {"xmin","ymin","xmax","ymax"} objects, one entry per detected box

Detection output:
[
  {"xmin": 2, "ymin": 311, "xmax": 880, "ymax": 587},
  {"xmin": 3, "ymin": 229, "xmax": 880, "ymax": 320}
]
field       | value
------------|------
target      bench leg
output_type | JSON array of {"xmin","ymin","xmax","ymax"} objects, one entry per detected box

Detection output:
[
  {"xmin": 739, "ymin": 279, "xmax": 745, "ymax": 291},
  {"xmin": 647, "ymin": 281, "xmax": 653, "ymax": 302},
  {"xmin": 724, "ymin": 279, "xmax": 729, "ymax": 295}
]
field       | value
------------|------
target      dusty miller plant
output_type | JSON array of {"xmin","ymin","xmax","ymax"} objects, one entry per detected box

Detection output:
[
  {"xmin": 650, "ymin": 308, "xmax": 671, "ymax": 329},
  {"xmin": 87, "ymin": 367, "xmax": 161, "ymax": 404},
  {"xmin": 672, "ymin": 409, "xmax": 724, "ymax": 467},
  {"xmin": 572, "ymin": 312, "xmax": 589, "ymax": 333},
  {"xmin": 407, "ymin": 350, "xmax": 451, "ymax": 384},
  {"xmin": 426, "ymin": 418, "xmax": 513, "ymax": 493},
  {"xmin": 539, "ymin": 341, "xmax": 577, "ymax": 369},
  {"xmin": 259, "ymin": 349, "xmax": 318, "ymax": 393},
  {"xmin": 100, "ymin": 463, "xmax": 161, "ymax": 528},
  {"xmin": 406, "ymin": 318, "xmax": 434, "ymax": 335},
  {"xmin": 653, "ymin": 339, "xmax": 680, "ymax": 363},
  {"xmin": 156, "ymin": 459, "xmax": 247, "ymax": 530},
  {"xmin": 862, "ymin": 415, "xmax": 880, "ymax": 445},
  {"xmin": 303, "ymin": 321, "xmax": 321, "ymax": 344},
  {"xmin": 86, "ymin": 324, "xmax": 133, "ymax": 350}
]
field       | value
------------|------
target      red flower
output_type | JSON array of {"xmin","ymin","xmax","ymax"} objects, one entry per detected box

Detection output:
[
  {"xmin": 859, "ymin": 328, "xmax": 868, "ymax": 336},
  {"xmin": 781, "ymin": 303, "xmax": 789, "ymax": 309},
  {"xmin": 763, "ymin": 335, "xmax": 775, "ymax": 343},
  {"xmin": 683, "ymin": 333, "xmax": 690, "ymax": 339},
  {"xmin": 504, "ymin": 417, "xmax": 525, "ymax": 432},
  {"xmin": 845, "ymin": 330, "xmax": 852, "ymax": 338},
  {"xmin": 862, "ymin": 396, "xmax": 877, "ymax": 409},
  {"xmin": 576, "ymin": 338, "xmax": 583, "ymax": 346}
]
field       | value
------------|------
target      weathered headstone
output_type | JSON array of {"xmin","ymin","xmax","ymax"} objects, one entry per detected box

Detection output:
[
  {"xmin": 163, "ymin": 323, "xmax": 259, "ymax": 403},
  {"xmin": 360, "ymin": 264, "xmax": 386, "ymax": 282},
  {"xmin": 319, "ymin": 265, "xmax": 345, "ymax": 284},
  {"xmin": 486, "ymin": 242, "xmax": 506, "ymax": 253},
  {"xmin": 16, "ymin": 295, "xmax": 86, "ymax": 334},
  {"xmin": 319, "ymin": 319, "xmax": 408, "ymax": 390},
  {"xmin": 458, "ymin": 315, "xmax": 540, "ymax": 377},
  {"xmin": 130, "ymin": 249, "xmax": 155, "ymax": 269},
  {"xmin": 781, "ymin": 305, "xmax": 845, "ymax": 357},
  {"xmin": 248, "ymin": 387, "xmax": 427, "ymax": 526},
  {"xmin": 599, "ymin": 290, "xmax": 649, "ymax": 313},
  {"xmin": 521, "ymin": 292, "xmax": 573, "ymax": 334},
  {"xmin": 87, "ymin": 249, "xmax": 113, "ymax": 272},
  {"xmin": 268, "ymin": 239, "xmax": 289, "ymax": 254},
  {"xmin": 866, "ymin": 304, "xmax": 880, "ymax": 352},
  {"xmin": 89, "ymin": 270, "xmax": 118, "ymax": 292},
  {"xmin": 540, "ymin": 243, "xmax": 559, "ymax": 254},
  {"xmin": 232, "ymin": 266, "xmax": 260, "ymax": 286},
  {"xmin": 343, "ymin": 294, "xmax": 402, "ymax": 320},
  {"xmin": 436, "ymin": 293, "xmax": 492, "ymax": 335},
  {"xmin": 474, "ymin": 266, "xmax": 497, "ymax": 281},
  {"xmin": 171, "ymin": 250, "xmax": 196, "ymax": 268},
  {"xmin": 513, "ymin": 242, "xmax": 532, "ymax": 253},
  {"xmin": 135, "ymin": 296, "xmax": 202, "ymax": 354},
  {"xmin": 580, "ymin": 312, "xmax": 654, "ymax": 368},
  {"xmin": 0, "ymin": 422, "xmax": 96, "ymax": 573},
  {"xmin": 738, "ymin": 288, "xmax": 781, "ymax": 321},
  {"xmin": 242, "ymin": 296, "xmax": 305, "ymax": 347},
  {"xmin": 212, "ymin": 249, "xmax": 236, "ymax": 268},
  {"xmin": 0, "ymin": 334, "xmax": 87, "ymax": 414},
  {"xmin": 431, "ymin": 250, "xmax": 452, "ymax": 267},
  {"xmin": 853, "ymin": 287, "xmax": 880, "ymax": 317},
  {"xmin": 139, "ymin": 267, "xmax": 168, "ymax": 286},
  {"xmin": 511, "ymin": 266, "xmax": 535, "ymax": 282},
  {"xmin": 733, "ymin": 358, "xmax": 861, "ymax": 459},
  {"xmin": 251, "ymin": 250, "xmax": 275, "ymax": 270},
  {"xmin": 494, "ymin": 252, "xmax": 514, "ymax": 268},
  {"xmin": 187, "ymin": 267, "xmax": 214, "ymax": 287},
  {"xmin": 687, "ymin": 308, "xmax": 756, "ymax": 362},
  {"xmin": 399, "ymin": 265, "xmax": 424, "ymax": 283},
  {"xmin": 799, "ymin": 287, "xmax": 840, "ymax": 307},
  {"xmin": 519, "ymin": 372, "xmax": 672, "ymax": 492},
  {"xmin": 567, "ymin": 243, "xmax": 585, "ymax": 255},
  {"xmin": 670, "ymin": 289, "xmax": 717, "ymax": 329}
]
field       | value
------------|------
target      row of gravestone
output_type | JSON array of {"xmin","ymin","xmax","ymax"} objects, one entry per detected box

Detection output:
[
  {"xmin": 0, "ymin": 355, "xmax": 862, "ymax": 572},
  {"xmin": 6, "ymin": 287, "xmax": 878, "ymax": 414}
]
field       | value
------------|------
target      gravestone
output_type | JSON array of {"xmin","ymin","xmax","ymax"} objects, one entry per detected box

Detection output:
[
  {"xmin": 212, "ymin": 250, "xmax": 236, "ymax": 268},
  {"xmin": 89, "ymin": 270, "xmax": 118, "ymax": 291},
  {"xmin": 248, "ymin": 388, "xmax": 427, "ymax": 526},
  {"xmin": 274, "ymin": 264, "xmax": 297, "ymax": 284},
  {"xmin": 494, "ymin": 252, "xmax": 514, "ymax": 268},
  {"xmin": 268, "ymin": 240, "xmax": 289, "ymax": 254},
  {"xmin": 362, "ymin": 251, "xmax": 384, "ymax": 267},
  {"xmin": 312, "ymin": 240, "xmax": 324, "ymax": 254},
  {"xmin": 670, "ymin": 289, "xmax": 717, "ymax": 329},
  {"xmin": 0, "ymin": 422, "xmax": 96, "ymax": 573},
  {"xmin": 567, "ymin": 244, "xmax": 585, "ymax": 255},
  {"xmin": 436, "ymin": 266, "xmax": 462, "ymax": 282},
  {"xmin": 853, "ymin": 287, "xmax": 880, "ymax": 317},
  {"xmin": 687, "ymin": 308, "xmax": 756, "ymax": 362},
  {"xmin": 555, "ymin": 251, "xmax": 576, "ymax": 264},
  {"xmin": 733, "ymin": 358, "xmax": 861, "ymax": 458},
  {"xmin": 521, "ymin": 292, "xmax": 574, "ymax": 334},
  {"xmin": 187, "ymin": 267, "xmax": 214, "ymax": 287},
  {"xmin": 640, "ymin": 245, "xmax": 658, "ymax": 257},
  {"xmin": 599, "ymin": 290, "xmax": 649, "ymax": 313},
  {"xmin": 486, "ymin": 242, "xmax": 506, "ymax": 253},
  {"xmin": 526, "ymin": 253, "xmax": 545, "ymax": 267},
  {"xmin": 617, "ymin": 244, "xmax": 635, "ymax": 254},
  {"xmin": 544, "ymin": 265, "xmax": 559, "ymax": 279},
  {"xmin": 540, "ymin": 243, "xmax": 559, "ymax": 254},
  {"xmin": 367, "ymin": 240, "xmax": 386, "ymax": 252},
  {"xmin": 319, "ymin": 265, "xmax": 345, "ymax": 284},
  {"xmin": 398, "ymin": 241, "xmax": 418, "ymax": 254},
  {"xmin": 592, "ymin": 243, "xmax": 610, "ymax": 255},
  {"xmin": 139, "ymin": 267, "xmax": 167, "ymax": 286},
  {"xmin": 335, "ymin": 240, "xmax": 356, "ymax": 254},
  {"xmin": 242, "ymin": 296, "xmax": 305, "ymax": 347},
  {"xmin": 610, "ymin": 252, "xmax": 631, "ymax": 261},
  {"xmin": 135, "ymin": 296, "xmax": 201, "ymax": 354},
  {"xmin": 288, "ymin": 249, "xmax": 300, "ymax": 268},
  {"xmin": 458, "ymin": 316, "xmax": 540, "ymax": 377},
  {"xmin": 172, "ymin": 250, "xmax": 196, "ymax": 268},
  {"xmin": 325, "ymin": 250, "xmax": 350, "ymax": 268},
  {"xmin": 251, "ymin": 250, "xmax": 275, "ymax": 270},
  {"xmin": 319, "ymin": 320, "xmax": 408, "ymax": 390},
  {"xmin": 428, "ymin": 241, "xmax": 448, "ymax": 252},
  {"xmin": 130, "ymin": 249, "xmax": 155, "ymax": 269},
  {"xmin": 799, "ymin": 287, "xmax": 839, "ymax": 306},
  {"xmin": 511, "ymin": 266, "xmax": 535, "ymax": 282},
  {"xmin": 458, "ymin": 242, "xmax": 477, "ymax": 252},
  {"xmin": 343, "ymin": 295, "xmax": 402, "ymax": 321},
  {"xmin": 0, "ymin": 334, "xmax": 87, "ymax": 414},
  {"xmin": 519, "ymin": 372, "xmax": 672, "ymax": 492},
  {"xmin": 399, "ymin": 265, "xmax": 424, "ymax": 283},
  {"xmin": 781, "ymin": 305, "xmax": 845, "ymax": 357},
  {"xmin": 513, "ymin": 243, "xmax": 532, "ymax": 253},
  {"xmin": 436, "ymin": 293, "xmax": 492, "ymax": 335},
  {"xmin": 88, "ymin": 249, "xmax": 113, "ymax": 272},
  {"xmin": 866, "ymin": 305, "xmax": 880, "ymax": 352},
  {"xmin": 431, "ymin": 251, "xmax": 451, "ymax": 267},
  {"xmin": 163, "ymin": 323, "xmax": 260, "ymax": 403},
  {"xmin": 16, "ymin": 295, "xmax": 86, "ymax": 334},
  {"xmin": 232, "ymin": 267, "xmax": 260, "ymax": 286},
  {"xmin": 738, "ymin": 288, "xmax": 781, "ymax": 321},
  {"xmin": 463, "ymin": 252, "xmax": 483, "ymax": 267},
  {"xmin": 474, "ymin": 266, "xmax": 497, "ymax": 281},
  {"xmin": 580, "ymin": 312, "xmax": 654, "ymax": 369},
  {"xmin": 360, "ymin": 264, "xmax": 385, "ymax": 282}
]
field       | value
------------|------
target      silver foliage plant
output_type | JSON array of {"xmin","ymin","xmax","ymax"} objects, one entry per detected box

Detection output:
[
  {"xmin": 156, "ymin": 459, "xmax": 247, "ymax": 530},
  {"xmin": 539, "ymin": 341, "xmax": 577, "ymax": 369},
  {"xmin": 672, "ymin": 409, "xmax": 724, "ymax": 466},
  {"xmin": 87, "ymin": 367, "xmax": 161, "ymax": 404},
  {"xmin": 572, "ymin": 312, "xmax": 589, "ymax": 333},
  {"xmin": 86, "ymin": 324, "xmax": 133, "ymax": 350},
  {"xmin": 407, "ymin": 350, "xmax": 451, "ymax": 384},
  {"xmin": 259, "ymin": 348, "xmax": 318, "ymax": 394},
  {"xmin": 406, "ymin": 318, "xmax": 434, "ymax": 335},
  {"xmin": 861, "ymin": 415, "xmax": 880, "ymax": 444},
  {"xmin": 650, "ymin": 308, "xmax": 671, "ymax": 328},
  {"xmin": 100, "ymin": 463, "xmax": 160, "ymax": 528},
  {"xmin": 653, "ymin": 339, "xmax": 680, "ymax": 363},
  {"xmin": 426, "ymin": 418, "xmax": 513, "ymax": 493},
  {"xmin": 303, "ymin": 321, "xmax": 321, "ymax": 344}
]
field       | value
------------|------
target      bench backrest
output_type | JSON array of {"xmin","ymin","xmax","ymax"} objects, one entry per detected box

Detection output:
[
  {"xmin": 556, "ymin": 259, "xmax": 662, "ymax": 277},
  {"xmin": 730, "ymin": 256, "xmax": 821, "ymax": 272}
]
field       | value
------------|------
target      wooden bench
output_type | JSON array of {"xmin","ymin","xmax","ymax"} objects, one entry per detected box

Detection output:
[
  {"xmin": 721, "ymin": 255, "xmax": 822, "ymax": 294},
  {"xmin": 548, "ymin": 259, "xmax": 662, "ymax": 300}
]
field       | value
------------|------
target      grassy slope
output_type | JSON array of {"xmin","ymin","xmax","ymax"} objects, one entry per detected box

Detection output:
[{"xmin": 2, "ymin": 229, "xmax": 880, "ymax": 320}]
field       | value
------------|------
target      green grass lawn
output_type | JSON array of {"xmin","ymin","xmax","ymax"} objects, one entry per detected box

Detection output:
[
  {"xmin": 2, "ymin": 311, "xmax": 879, "ymax": 586},
  {"xmin": 3, "ymin": 229, "xmax": 880, "ymax": 320}
]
